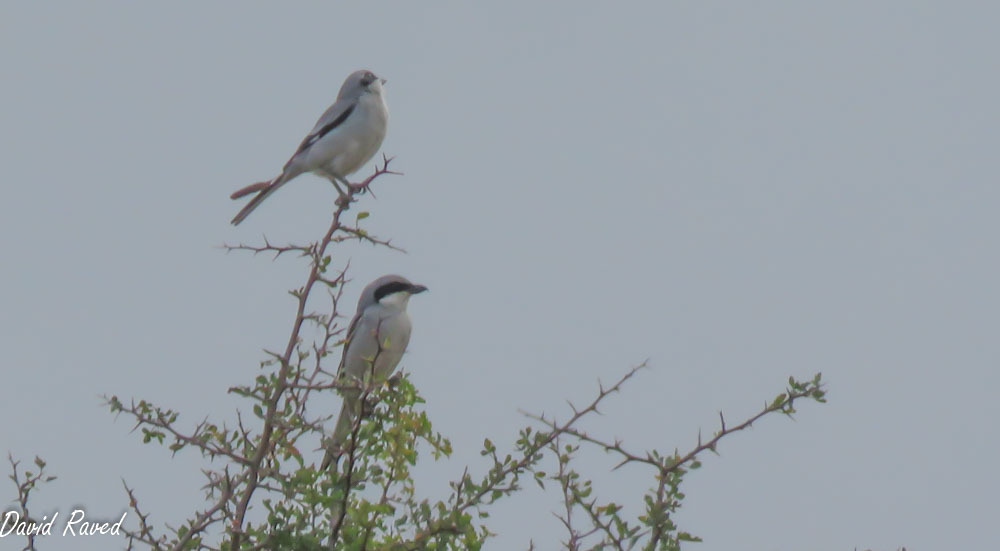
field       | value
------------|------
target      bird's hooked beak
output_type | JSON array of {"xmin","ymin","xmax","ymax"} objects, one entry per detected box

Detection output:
[
  {"xmin": 409, "ymin": 284, "xmax": 428, "ymax": 294},
  {"xmin": 380, "ymin": 78, "xmax": 387, "ymax": 85}
]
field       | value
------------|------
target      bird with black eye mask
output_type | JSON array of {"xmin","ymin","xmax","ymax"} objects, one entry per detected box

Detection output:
[{"xmin": 321, "ymin": 274, "xmax": 428, "ymax": 469}]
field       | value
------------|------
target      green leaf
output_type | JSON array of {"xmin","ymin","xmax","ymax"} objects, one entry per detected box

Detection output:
[{"xmin": 771, "ymin": 393, "xmax": 787, "ymax": 408}]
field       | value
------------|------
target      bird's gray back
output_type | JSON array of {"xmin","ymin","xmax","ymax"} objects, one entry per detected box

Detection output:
[
  {"xmin": 308, "ymin": 96, "xmax": 358, "ymax": 138},
  {"xmin": 311, "ymin": 69, "xmax": 372, "ymax": 134}
]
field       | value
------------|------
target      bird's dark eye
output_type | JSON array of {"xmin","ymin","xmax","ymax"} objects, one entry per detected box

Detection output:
[{"xmin": 363, "ymin": 72, "xmax": 375, "ymax": 85}]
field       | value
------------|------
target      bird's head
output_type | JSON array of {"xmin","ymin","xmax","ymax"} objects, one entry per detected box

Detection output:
[
  {"xmin": 361, "ymin": 274, "xmax": 427, "ymax": 311},
  {"xmin": 341, "ymin": 69, "xmax": 386, "ymax": 99}
]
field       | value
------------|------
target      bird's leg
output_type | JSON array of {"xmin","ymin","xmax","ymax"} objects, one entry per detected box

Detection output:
[
  {"xmin": 329, "ymin": 175, "xmax": 347, "ymax": 198},
  {"xmin": 333, "ymin": 174, "xmax": 359, "ymax": 207}
]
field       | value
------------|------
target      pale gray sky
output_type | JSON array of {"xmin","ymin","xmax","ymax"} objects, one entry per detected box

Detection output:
[{"xmin": 2, "ymin": 2, "xmax": 998, "ymax": 550}]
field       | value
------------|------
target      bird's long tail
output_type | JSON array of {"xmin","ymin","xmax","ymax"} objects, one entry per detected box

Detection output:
[
  {"xmin": 229, "ymin": 174, "xmax": 289, "ymax": 225},
  {"xmin": 320, "ymin": 398, "xmax": 357, "ymax": 470}
]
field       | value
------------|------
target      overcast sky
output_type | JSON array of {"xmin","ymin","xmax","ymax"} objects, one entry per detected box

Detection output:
[{"xmin": 2, "ymin": 2, "xmax": 998, "ymax": 550}]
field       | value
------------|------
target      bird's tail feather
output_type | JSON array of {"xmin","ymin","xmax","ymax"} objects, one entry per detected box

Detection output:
[
  {"xmin": 230, "ymin": 175, "xmax": 288, "ymax": 225},
  {"xmin": 320, "ymin": 399, "xmax": 356, "ymax": 470},
  {"xmin": 230, "ymin": 180, "xmax": 272, "ymax": 199}
]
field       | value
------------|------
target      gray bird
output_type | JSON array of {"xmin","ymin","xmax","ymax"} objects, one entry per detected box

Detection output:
[
  {"xmin": 230, "ymin": 69, "xmax": 389, "ymax": 225},
  {"xmin": 321, "ymin": 275, "xmax": 428, "ymax": 469}
]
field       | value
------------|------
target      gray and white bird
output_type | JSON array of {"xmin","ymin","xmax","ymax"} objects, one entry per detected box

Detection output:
[
  {"xmin": 230, "ymin": 69, "xmax": 389, "ymax": 225},
  {"xmin": 321, "ymin": 274, "xmax": 428, "ymax": 469}
]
